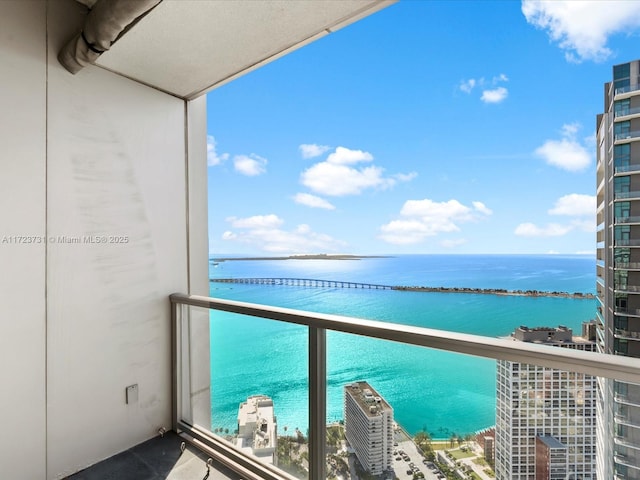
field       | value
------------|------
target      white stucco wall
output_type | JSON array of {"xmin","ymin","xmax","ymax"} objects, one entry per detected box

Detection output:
[{"xmin": 0, "ymin": 1, "xmax": 209, "ymax": 478}]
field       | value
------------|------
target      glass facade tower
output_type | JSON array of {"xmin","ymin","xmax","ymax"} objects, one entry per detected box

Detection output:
[{"xmin": 597, "ymin": 59, "xmax": 640, "ymax": 480}]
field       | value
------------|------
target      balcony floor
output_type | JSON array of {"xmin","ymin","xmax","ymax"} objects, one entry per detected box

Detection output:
[{"xmin": 65, "ymin": 431, "xmax": 240, "ymax": 480}]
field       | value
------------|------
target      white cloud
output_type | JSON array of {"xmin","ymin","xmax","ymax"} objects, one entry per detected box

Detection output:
[
  {"xmin": 207, "ymin": 135, "xmax": 229, "ymax": 166},
  {"xmin": 227, "ymin": 214, "xmax": 283, "ymax": 229},
  {"xmin": 234, "ymin": 154, "xmax": 267, "ymax": 176},
  {"xmin": 379, "ymin": 198, "xmax": 492, "ymax": 245},
  {"xmin": 522, "ymin": 0, "xmax": 640, "ymax": 62},
  {"xmin": 222, "ymin": 215, "xmax": 346, "ymax": 253},
  {"xmin": 301, "ymin": 162, "xmax": 390, "ymax": 196},
  {"xmin": 459, "ymin": 78, "xmax": 477, "ymax": 93},
  {"xmin": 394, "ymin": 172, "xmax": 418, "ymax": 182},
  {"xmin": 293, "ymin": 193, "xmax": 336, "ymax": 210},
  {"xmin": 326, "ymin": 147, "xmax": 373, "ymax": 165},
  {"xmin": 534, "ymin": 123, "xmax": 591, "ymax": 171},
  {"xmin": 300, "ymin": 146, "xmax": 410, "ymax": 197},
  {"xmin": 472, "ymin": 201, "xmax": 493, "ymax": 216},
  {"xmin": 299, "ymin": 144, "xmax": 330, "ymax": 159},
  {"xmin": 460, "ymin": 74, "xmax": 509, "ymax": 103},
  {"xmin": 514, "ymin": 222, "xmax": 573, "ymax": 237},
  {"xmin": 548, "ymin": 193, "xmax": 596, "ymax": 216},
  {"xmin": 481, "ymin": 87, "xmax": 509, "ymax": 104},
  {"xmin": 515, "ymin": 193, "xmax": 595, "ymax": 239}
]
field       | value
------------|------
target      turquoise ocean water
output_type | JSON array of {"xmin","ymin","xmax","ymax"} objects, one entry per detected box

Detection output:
[{"xmin": 207, "ymin": 254, "xmax": 595, "ymax": 440}]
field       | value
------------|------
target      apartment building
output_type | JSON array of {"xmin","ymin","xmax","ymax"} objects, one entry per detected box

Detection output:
[
  {"xmin": 597, "ymin": 58, "xmax": 640, "ymax": 480},
  {"xmin": 237, "ymin": 395, "xmax": 278, "ymax": 466},
  {"xmin": 344, "ymin": 381, "xmax": 394, "ymax": 476},
  {"xmin": 495, "ymin": 326, "xmax": 596, "ymax": 479}
]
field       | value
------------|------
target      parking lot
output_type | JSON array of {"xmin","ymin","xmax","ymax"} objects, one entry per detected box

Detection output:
[{"xmin": 391, "ymin": 439, "xmax": 445, "ymax": 480}]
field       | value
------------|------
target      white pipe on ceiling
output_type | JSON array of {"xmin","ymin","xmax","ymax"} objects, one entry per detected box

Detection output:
[{"xmin": 58, "ymin": 0, "xmax": 161, "ymax": 74}]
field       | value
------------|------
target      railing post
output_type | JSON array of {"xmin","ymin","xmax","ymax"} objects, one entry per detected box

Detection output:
[
  {"xmin": 309, "ymin": 326, "xmax": 326, "ymax": 480},
  {"xmin": 171, "ymin": 298, "xmax": 179, "ymax": 432}
]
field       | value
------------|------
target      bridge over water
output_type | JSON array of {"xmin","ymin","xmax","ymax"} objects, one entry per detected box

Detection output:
[{"xmin": 210, "ymin": 277, "xmax": 392, "ymax": 290}]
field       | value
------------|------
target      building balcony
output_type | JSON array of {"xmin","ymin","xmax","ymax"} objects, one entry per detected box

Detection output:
[
  {"xmin": 615, "ymin": 218, "xmax": 640, "ymax": 226},
  {"xmin": 614, "ymin": 452, "xmax": 640, "ymax": 471},
  {"xmin": 615, "ymin": 262, "xmax": 640, "ymax": 269},
  {"xmin": 615, "ymin": 329, "xmax": 640, "ymax": 340},
  {"xmin": 615, "ymin": 413, "xmax": 640, "ymax": 431},
  {"xmin": 615, "ymin": 394, "xmax": 640, "ymax": 408},
  {"xmin": 614, "ymin": 285, "xmax": 640, "ymax": 293},
  {"xmin": 615, "ymin": 84, "xmax": 640, "ymax": 96},
  {"xmin": 615, "ymin": 165, "xmax": 640, "ymax": 175},
  {"xmin": 615, "ymin": 131, "xmax": 640, "ymax": 143},
  {"xmin": 615, "ymin": 106, "xmax": 640, "ymax": 119},
  {"xmin": 615, "ymin": 239, "xmax": 640, "ymax": 247},
  {"xmin": 614, "ymin": 307, "xmax": 640, "ymax": 317},
  {"xmin": 615, "ymin": 191, "xmax": 640, "ymax": 200}
]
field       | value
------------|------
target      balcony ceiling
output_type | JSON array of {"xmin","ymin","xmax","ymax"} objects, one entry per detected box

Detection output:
[{"xmin": 93, "ymin": 0, "xmax": 395, "ymax": 100}]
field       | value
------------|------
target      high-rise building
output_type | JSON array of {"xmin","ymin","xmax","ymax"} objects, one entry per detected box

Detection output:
[
  {"xmin": 597, "ymin": 59, "xmax": 640, "ymax": 480},
  {"xmin": 344, "ymin": 381, "xmax": 394, "ymax": 476},
  {"xmin": 494, "ymin": 326, "xmax": 596, "ymax": 479},
  {"xmin": 237, "ymin": 395, "xmax": 278, "ymax": 465}
]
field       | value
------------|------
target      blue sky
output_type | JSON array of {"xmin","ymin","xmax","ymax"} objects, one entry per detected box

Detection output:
[{"xmin": 206, "ymin": 1, "xmax": 640, "ymax": 256}]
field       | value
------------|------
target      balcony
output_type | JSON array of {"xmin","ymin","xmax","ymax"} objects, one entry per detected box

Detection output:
[
  {"xmin": 615, "ymin": 285, "xmax": 640, "ymax": 293},
  {"xmin": 615, "ymin": 306, "xmax": 640, "ymax": 317},
  {"xmin": 615, "ymin": 131, "xmax": 640, "ymax": 143},
  {"xmin": 615, "ymin": 84, "xmax": 640, "ymax": 96},
  {"xmin": 614, "ymin": 452, "xmax": 640, "ymax": 471},
  {"xmin": 615, "ymin": 165, "xmax": 640, "ymax": 175},
  {"xmin": 615, "ymin": 106, "xmax": 640, "ymax": 119},
  {"xmin": 615, "ymin": 262, "xmax": 640, "ymax": 269},
  {"xmin": 615, "ymin": 329, "xmax": 640, "ymax": 340},
  {"xmin": 615, "ymin": 191, "xmax": 640, "ymax": 200},
  {"xmin": 615, "ymin": 413, "xmax": 640, "ymax": 430},
  {"xmin": 616, "ymin": 393, "xmax": 640, "ymax": 408},
  {"xmin": 615, "ymin": 239, "xmax": 640, "ymax": 247},
  {"xmin": 168, "ymin": 294, "xmax": 640, "ymax": 480}
]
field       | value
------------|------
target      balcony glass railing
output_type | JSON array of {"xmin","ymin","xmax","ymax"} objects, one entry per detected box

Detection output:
[
  {"xmin": 615, "ymin": 306, "xmax": 640, "ymax": 316},
  {"xmin": 615, "ymin": 191, "xmax": 640, "ymax": 200},
  {"xmin": 614, "ymin": 413, "xmax": 640, "ymax": 430},
  {"xmin": 614, "ymin": 452, "xmax": 640, "ymax": 470},
  {"xmin": 616, "ymin": 393, "xmax": 640, "ymax": 408},
  {"xmin": 615, "ymin": 84, "xmax": 640, "ymax": 96},
  {"xmin": 615, "ymin": 239, "xmax": 640, "ymax": 247},
  {"xmin": 170, "ymin": 294, "xmax": 640, "ymax": 480},
  {"xmin": 615, "ymin": 131, "xmax": 640, "ymax": 142},
  {"xmin": 615, "ymin": 106, "xmax": 640, "ymax": 118},
  {"xmin": 615, "ymin": 262, "xmax": 640, "ymax": 269},
  {"xmin": 615, "ymin": 328, "xmax": 640, "ymax": 340},
  {"xmin": 616, "ymin": 165, "xmax": 640, "ymax": 174}
]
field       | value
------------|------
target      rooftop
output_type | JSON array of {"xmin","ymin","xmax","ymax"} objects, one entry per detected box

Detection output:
[
  {"xmin": 511, "ymin": 325, "xmax": 594, "ymax": 346},
  {"xmin": 345, "ymin": 381, "xmax": 392, "ymax": 417},
  {"xmin": 536, "ymin": 435, "xmax": 567, "ymax": 450}
]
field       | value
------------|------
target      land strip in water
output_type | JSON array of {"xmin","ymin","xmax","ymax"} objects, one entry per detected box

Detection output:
[
  {"xmin": 211, "ymin": 254, "xmax": 389, "ymax": 262},
  {"xmin": 210, "ymin": 277, "xmax": 595, "ymax": 299}
]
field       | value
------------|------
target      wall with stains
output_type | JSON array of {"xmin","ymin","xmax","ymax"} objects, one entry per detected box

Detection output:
[{"xmin": 0, "ymin": 1, "xmax": 209, "ymax": 478}]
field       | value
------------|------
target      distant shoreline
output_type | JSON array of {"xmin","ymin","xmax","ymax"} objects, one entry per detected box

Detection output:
[
  {"xmin": 211, "ymin": 254, "xmax": 390, "ymax": 262},
  {"xmin": 393, "ymin": 286, "xmax": 595, "ymax": 299},
  {"xmin": 209, "ymin": 277, "xmax": 595, "ymax": 300}
]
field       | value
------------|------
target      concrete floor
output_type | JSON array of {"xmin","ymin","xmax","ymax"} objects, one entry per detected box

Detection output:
[{"xmin": 65, "ymin": 431, "xmax": 242, "ymax": 480}]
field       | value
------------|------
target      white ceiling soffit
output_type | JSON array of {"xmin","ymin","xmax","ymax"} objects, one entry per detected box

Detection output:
[{"xmin": 95, "ymin": 0, "xmax": 396, "ymax": 100}]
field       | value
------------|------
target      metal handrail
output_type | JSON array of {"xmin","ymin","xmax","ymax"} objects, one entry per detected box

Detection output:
[{"xmin": 170, "ymin": 293, "xmax": 640, "ymax": 385}]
